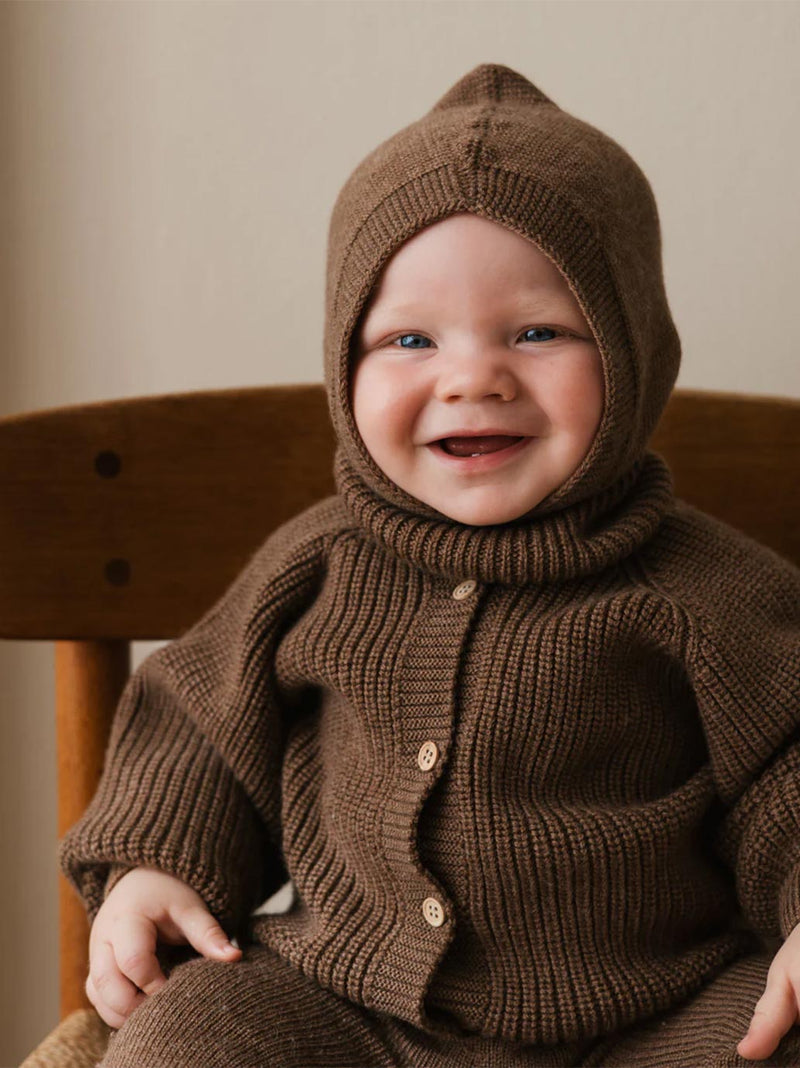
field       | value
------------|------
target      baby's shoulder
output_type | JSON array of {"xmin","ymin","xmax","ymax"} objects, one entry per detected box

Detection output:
[
  {"xmin": 246, "ymin": 494, "xmax": 356, "ymax": 579},
  {"xmin": 633, "ymin": 497, "xmax": 800, "ymax": 630}
]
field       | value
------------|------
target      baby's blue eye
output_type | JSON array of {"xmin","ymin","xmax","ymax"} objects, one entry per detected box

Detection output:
[
  {"xmin": 392, "ymin": 328, "xmax": 562, "ymax": 349},
  {"xmin": 396, "ymin": 334, "xmax": 431, "ymax": 349},
  {"xmin": 521, "ymin": 327, "xmax": 558, "ymax": 343}
]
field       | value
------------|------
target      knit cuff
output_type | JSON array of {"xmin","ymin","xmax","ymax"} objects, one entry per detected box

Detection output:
[{"xmin": 778, "ymin": 858, "xmax": 800, "ymax": 940}]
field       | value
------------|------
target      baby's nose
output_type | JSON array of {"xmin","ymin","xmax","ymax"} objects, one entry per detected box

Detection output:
[{"xmin": 433, "ymin": 352, "xmax": 517, "ymax": 403}]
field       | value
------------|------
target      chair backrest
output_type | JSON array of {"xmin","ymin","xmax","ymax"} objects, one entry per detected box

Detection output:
[{"xmin": 1, "ymin": 383, "xmax": 797, "ymax": 1019}]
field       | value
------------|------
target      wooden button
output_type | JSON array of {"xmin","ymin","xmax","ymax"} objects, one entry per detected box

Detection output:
[
  {"xmin": 417, "ymin": 741, "xmax": 439, "ymax": 771},
  {"xmin": 422, "ymin": 897, "xmax": 446, "ymax": 927},
  {"xmin": 452, "ymin": 579, "xmax": 477, "ymax": 600}
]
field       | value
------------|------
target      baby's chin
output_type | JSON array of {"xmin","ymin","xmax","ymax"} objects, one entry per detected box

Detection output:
[{"xmin": 417, "ymin": 490, "xmax": 544, "ymax": 527}]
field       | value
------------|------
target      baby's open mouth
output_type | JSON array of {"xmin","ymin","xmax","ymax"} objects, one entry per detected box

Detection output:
[{"xmin": 438, "ymin": 435, "xmax": 525, "ymax": 457}]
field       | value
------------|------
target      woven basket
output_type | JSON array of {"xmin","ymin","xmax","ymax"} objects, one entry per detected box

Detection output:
[{"xmin": 20, "ymin": 1009, "xmax": 111, "ymax": 1068}]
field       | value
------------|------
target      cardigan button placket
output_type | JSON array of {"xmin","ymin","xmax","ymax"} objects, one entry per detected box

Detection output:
[{"xmin": 372, "ymin": 571, "xmax": 481, "ymax": 1012}]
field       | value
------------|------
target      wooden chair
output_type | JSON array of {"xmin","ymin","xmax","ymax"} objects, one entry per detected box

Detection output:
[{"xmin": 4, "ymin": 383, "xmax": 799, "ymax": 1067}]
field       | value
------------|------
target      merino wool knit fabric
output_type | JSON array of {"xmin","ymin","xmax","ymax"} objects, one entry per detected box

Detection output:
[{"xmin": 59, "ymin": 64, "xmax": 800, "ymax": 1062}]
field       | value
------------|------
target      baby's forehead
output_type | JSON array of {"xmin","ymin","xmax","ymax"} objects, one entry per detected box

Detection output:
[
  {"xmin": 363, "ymin": 214, "xmax": 575, "ymax": 306},
  {"xmin": 355, "ymin": 237, "xmax": 587, "ymax": 346}
]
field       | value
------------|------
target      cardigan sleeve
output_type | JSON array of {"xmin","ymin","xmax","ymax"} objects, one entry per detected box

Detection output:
[
  {"xmin": 57, "ymin": 507, "xmax": 332, "ymax": 939},
  {"xmin": 681, "ymin": 524, "xmax": 800, "ymax": 943}
]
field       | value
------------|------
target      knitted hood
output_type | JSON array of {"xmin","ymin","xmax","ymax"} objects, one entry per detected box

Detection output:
[{"xmin": 323, "ymin": 62, "xmax": 680, "ymax": 548}]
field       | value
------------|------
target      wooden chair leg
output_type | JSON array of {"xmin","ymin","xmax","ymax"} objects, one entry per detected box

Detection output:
[{"xmin": 55, "ymin": 640, "xmax": 130, "ymax": 1020}]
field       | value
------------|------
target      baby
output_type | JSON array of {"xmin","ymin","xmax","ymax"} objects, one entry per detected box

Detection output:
[{"xmin": 60, "ymin": 64, "xmax": 800, "ymax": 1067}]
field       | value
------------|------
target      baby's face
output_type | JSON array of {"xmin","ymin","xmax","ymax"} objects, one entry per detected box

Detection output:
[{"xmin": 350, "ymin": 213, "xmax": 604, "ymax": 526}]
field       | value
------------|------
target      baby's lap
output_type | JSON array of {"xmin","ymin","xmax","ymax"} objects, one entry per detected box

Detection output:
[
  {"xmin": 98, "ymin": 944, "xmax": 395, "ymax": 1068},
  {"xmin": 99, "ymin": 945, "xmax": 800, "ymax": 1068},
  {"xmin": 583, "ymin": 949, "xmax": 800, "ymax": 1068},
  {"xmin": 97, "ymin": 945, "xmax": 583, "ymax": 1068}
]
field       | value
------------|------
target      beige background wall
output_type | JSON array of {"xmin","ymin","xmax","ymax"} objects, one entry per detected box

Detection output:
[{"xmin": 2, "ymin": 0, "xmax": 798, "ymax": 1061}]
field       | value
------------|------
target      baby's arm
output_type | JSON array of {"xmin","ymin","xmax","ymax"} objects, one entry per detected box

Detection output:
[
  {"xmin": 59, "ymin": 511, "xmax": 332, "ymax": 946},
  {"xmin": 87, "ymin": 866, "xmax": 241, "ymax": 1028},
  {"xmin": 737, "ymin": 921, "xmax": 800, "ymax": 1061},
  {"xmin": 651, "ymin": 515, "xmax": 800, "ymax": 1061}
]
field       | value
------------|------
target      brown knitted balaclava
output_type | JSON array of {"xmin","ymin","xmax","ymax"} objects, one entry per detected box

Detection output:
[{"xmin": 324, "ymin": 63, "xmax": 680, "ymax": 525}]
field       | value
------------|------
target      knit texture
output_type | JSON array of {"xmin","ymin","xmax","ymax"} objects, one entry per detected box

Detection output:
[{"xmin": 57, "ymin": 63, "xmax": 800, "ymax": 1054}]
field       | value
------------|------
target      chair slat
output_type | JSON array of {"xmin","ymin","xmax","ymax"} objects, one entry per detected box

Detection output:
[
  {"xmin": 0, "ymin": 385, "xmax": 335, "ymax": 639},
  {"xmin": 1, "ymin": 387, "xmax": 797, "ymax": 644}
]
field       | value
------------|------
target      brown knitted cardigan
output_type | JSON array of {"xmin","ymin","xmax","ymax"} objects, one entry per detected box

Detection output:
[{"xmin": 59, "ymin": 64, "xmax": 800, "ymax": 1048}]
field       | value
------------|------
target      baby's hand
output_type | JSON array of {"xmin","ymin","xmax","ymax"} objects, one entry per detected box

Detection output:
[
  {"xmin": 737, "ymin": 922, "xmax": 800, "ymax": 1061},
  {"xmin": 86, "ymin": 865, "xmax": 241, "ymax": 1028}
]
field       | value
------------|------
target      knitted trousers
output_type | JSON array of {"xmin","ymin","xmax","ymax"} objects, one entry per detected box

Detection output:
[{"xmin": 99, "ymin": 945, "xmax": 800, "ymax": 1068}]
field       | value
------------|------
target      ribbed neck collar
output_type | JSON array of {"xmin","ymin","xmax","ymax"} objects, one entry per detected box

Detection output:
[{"xmin": 335, "ymin": 449, "xmax": 674, "ymax": 586}]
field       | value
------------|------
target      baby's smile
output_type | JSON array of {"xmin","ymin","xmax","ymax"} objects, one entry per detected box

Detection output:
[
  {"xmin": 432, "ymin": 433, "xmax": 526, "ymax": 458},
  {"xmin": 426, "ymin": 434, "xmax": 534, "ymax": 477}
]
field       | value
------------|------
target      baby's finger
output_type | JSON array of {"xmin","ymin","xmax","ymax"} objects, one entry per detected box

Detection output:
[
  {"xmin": 112, "ymin": 912, "xmax": 168, "ymax": 995},
  {"xmin": 170, "ymin": 903, "xmax": 242, "ymax": 962},
  {"xmin": 737, "ymin": 974, "xmax": 798, "ymax": 1060},
  {"xmin": 86, "ymin": 973, "xmax": 129, "ymax": 1030},
  {"xmin": 87, "ymin": 939, "xmax": 146, "ymax": 1029}
]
